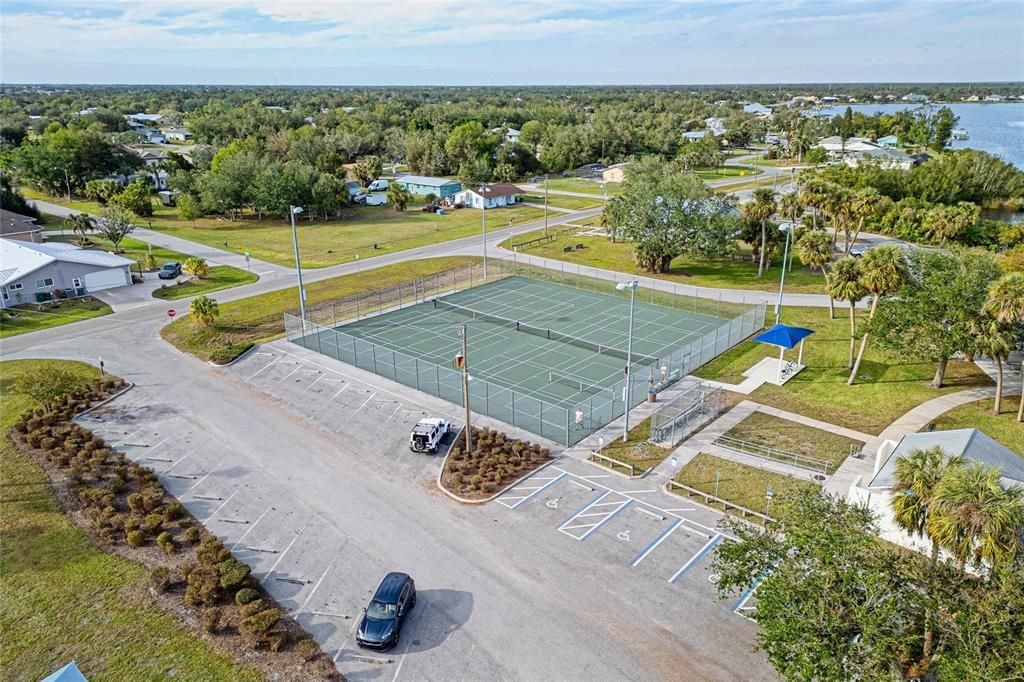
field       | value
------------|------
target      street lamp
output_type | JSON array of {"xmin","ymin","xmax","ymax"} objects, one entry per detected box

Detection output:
[
  {"xmin": 289, "ymin": 205, "xmax": 307, "ymax": 324},
  {"xmin": 775, "ymin": 222, "xmax": 794, "ymax": 324},
  {"xmin": 478, "ymin": 185, "xmax": 488, "ymax": 280},
  {"xmin": 616, "ymin": 279, "xmax": 639, "ymax": 442}
]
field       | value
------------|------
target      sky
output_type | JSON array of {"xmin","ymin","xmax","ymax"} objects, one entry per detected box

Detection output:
[{"xmin": 1, "ymin": 1, "xmax": 1022, "ymax": 85}]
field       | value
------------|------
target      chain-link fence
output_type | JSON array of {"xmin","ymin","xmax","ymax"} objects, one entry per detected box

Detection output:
[
  {"xmin": 284, "ymin": 260, "xmax": 765, "ymax": 447},
  {"xmin": 650, "ymin": 382, "xmax": 727, "ymax": 446}
]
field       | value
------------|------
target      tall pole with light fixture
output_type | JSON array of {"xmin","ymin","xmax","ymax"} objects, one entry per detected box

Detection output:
[
  {"xmin": 543, "ymin": 176, "xmax": 549, "ymax": 238},
  {"xmin": 456, "ymin": 325, "xmax": 472, "ymax": 457},
  {"xmin": 479, "ymin": 187, "xmax": 488, "ymax": 280},
  {"xmin": 775, "ymin": 223, "xmax": 792, "ymax": 324},
  {"xmin": 289, "ymin": 205, "xmax": 307, "ymax": 325},
  {"xmin": 616, "ymin": 280, "xmax": 639, "ymax": 442}
]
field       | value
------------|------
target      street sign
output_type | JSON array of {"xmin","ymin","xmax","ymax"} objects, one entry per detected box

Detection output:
[
  {"xmin": 167, "ymin": 309, "xmax": 176, "ymax": 318},
  {"xmin": 670, "ymin": 456, "xmax": 678, "ymax": 468},
  {"xmin": 766, "ymin": 487, "xmax": 774, "ymax": 499}
]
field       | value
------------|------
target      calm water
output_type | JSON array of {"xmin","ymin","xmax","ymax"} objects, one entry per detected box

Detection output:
[{"xmin": 813, "ymin": 102, "xmax": 1024, "ymax": 169}]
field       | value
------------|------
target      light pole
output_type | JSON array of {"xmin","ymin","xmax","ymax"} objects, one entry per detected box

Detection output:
[
  {"xmin": 775, "ymin": 222, "xmax": 793, "ymax": 324},
  {"xmin": 456, "ymin": 325, "xmax": 472, "ymax": 457},
  {"xmin": 289, "ymin": 205, "xmax": 307, "ymax": 325},
  {"xmin": 616, "ymin": 280, "xmax": 639, "ymax": 442},
  {"xmin": 543, "ymin": 176, "xmax": 549, "ymax": 238},
  {"xmin": 479, "ymin": 186, "xmax": 488, "ymax": 280}
]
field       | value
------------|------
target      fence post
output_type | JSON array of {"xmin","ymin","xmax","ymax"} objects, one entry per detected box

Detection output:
[
  {"xmin": 510, "ymin": 391, "xmax": 516, "ymax": 426},
  {"xmin": 414, "ymin": 358, "xmax": 420, "ymax": 390},
  {"xmin": 372, "ymin": 344, "xmax": 378, "ymax": 374}
]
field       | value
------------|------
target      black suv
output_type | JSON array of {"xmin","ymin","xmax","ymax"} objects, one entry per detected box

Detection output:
[
  {"xmin": 158, "ymin": 262, "xmax": 182, "ymax": 279},
  {"xmin": 356, "ymin": 572, "xmax": 416, "ymax": 649}
]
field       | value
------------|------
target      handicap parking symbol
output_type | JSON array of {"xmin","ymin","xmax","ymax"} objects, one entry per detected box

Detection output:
[
  {"xmin": 546, "ymin": 498, "xmax": 560, "ymax": 509},
  {"xmin": 617, "ymin": 529, "xmax": 630, "ymax": 542}
]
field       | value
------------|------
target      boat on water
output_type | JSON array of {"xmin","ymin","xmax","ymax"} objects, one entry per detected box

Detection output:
[{"xmin": 952, "ymin": 128, "xmax": 969, "ymax": 140}]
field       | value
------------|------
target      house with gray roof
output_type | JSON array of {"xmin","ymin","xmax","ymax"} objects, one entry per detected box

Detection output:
[
  {"xmin": 0, "ymin": 209, "xmax": 42, "ymax": 243},
  {"xmin": 395, "ymin": 175, "xmax": 463, "ymax": 198},
  {"xmin": 847, "ymin": 428, "xmax": 1022, "ymax": 558},
  {"xmin": 1, "ymin": 238, "xmax": 134, "ymax": 307}
]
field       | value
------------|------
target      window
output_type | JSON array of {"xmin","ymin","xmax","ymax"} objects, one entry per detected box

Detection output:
[
  {"xmin": 35, "ymin": 277, "xmax": 54, "ymax": 289},
  {"xmin": 72, "ymin": 278, "xmax": 83, "ymax": 288},
  {"xmin": 8, "ymin": 283, "xmax": 23, "ymax": 291}
]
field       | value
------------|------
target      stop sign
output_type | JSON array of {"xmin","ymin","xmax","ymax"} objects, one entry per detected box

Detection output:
[{"xmin": 167, "ymin": 309, "xmax": 176, "ymax": 318}]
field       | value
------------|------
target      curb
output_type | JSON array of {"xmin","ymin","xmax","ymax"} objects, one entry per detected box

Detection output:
[
  {"xmin": 73, "ymin": 381, "xmax": 135, "ymax": 419},
  {"xmin": 435, "ymin": 432, "xmax": 558, "ymax": 505}
]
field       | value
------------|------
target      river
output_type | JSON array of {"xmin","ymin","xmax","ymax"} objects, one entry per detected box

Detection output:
[{"xmin": 811, "ymin": 102, "xmax": 1024, "ymax": 169}]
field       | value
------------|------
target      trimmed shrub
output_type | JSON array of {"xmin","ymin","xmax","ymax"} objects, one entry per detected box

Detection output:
[
  {"xmin": 126, "ymin": 530, "xmax": 144, "ymax": 548},
  {"xmin": 142, "ymin": 513, "xmax": 164, "ymax": 534},
  {"xmin": 156, "ymin": 531, "xmax": 175, "ymax": 555},
  {"xmin": 196, "ymin": 536, "xmax": 229, "ymax": 566},
  {"xmin": 127, "ymin": 493, "xmax": 144, "ymax": 513},
  {"xmin": 201, "ymin": 607, "xmax": 221, "ymax": 634},
  {"xmin": 239, "ymin": 607, "xmax": 281, "ymax": 641},
  {"xmin": 235, "ymin": 588, "xmax": 260, "ymax": 606},
  {"xmin": 141, "ymin": 488, "xmax": 164, "ymax": 512},
  {"xmin": 108, "ymin": 477, "xmax": 127, "ymax": 495},
  {"xmin": 239, "ymin": 599, "xmax": 267, "ymax": 618},
  {"xmin": 150, "ymin": 565, "xmax": 171, "ymax": 592},
  {"xmin": 267, "ymin": 632, "xmax": 287, "ymax": 652},
  {"xmin": 184, "ymin": 565, "xmax": 220, "ymax": 608},
  {"xmin": 124, "ymin": 516, "xmax": 141, "ymax": 532},
  {"xmin": 163, "ymin": 501, "xmax": 184, "ymax": 521},
  {"xmin": 295, "ymin": 638, "xmax": 320, "ymax": 662},
  {"xmin": 219, "ymin": 558, "xmax": 251, "ymax": 591},
  {"xmin": 184, "ymin": 527, "xmax": 201, "ymax": 545}
]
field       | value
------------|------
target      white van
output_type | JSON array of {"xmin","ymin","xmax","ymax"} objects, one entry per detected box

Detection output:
[
  {"xmin": 364, "ymin": 194, "xmax": 388, "ymax": 206},
  {"xmin": 367, "ymin": 179, "xmax": 390, "ymax": 192}
]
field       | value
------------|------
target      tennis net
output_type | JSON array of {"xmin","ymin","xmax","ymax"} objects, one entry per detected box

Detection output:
[
  {"xmin": 548, "ymin": 371, "xmax": 608, "ymax": 395},
  {"xmin": 433, "ymin": 299, "xmax": 657, "ymax": 366}
]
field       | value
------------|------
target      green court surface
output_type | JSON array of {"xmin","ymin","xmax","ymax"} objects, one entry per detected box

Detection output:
[{"xmin": 291, "ymin": 275, "xmax": 762, "ymax": 445}]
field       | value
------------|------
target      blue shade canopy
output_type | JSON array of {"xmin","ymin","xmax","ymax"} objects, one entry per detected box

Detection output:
[
  {"xmin": 41, "ymin": 662, "xmax": 88, "ymax": 682},
  {"xmin": 752, "ymin": 324, "xmax": 815, "ymax": 350}
]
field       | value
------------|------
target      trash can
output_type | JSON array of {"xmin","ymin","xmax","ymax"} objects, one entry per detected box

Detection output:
[{"xmin": 647, "ymin": 389, "xmax": 657, "ymax": 403}]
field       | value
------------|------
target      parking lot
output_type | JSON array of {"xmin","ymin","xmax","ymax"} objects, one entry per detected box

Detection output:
[{"xmin": 68, "ymin": 338, "xmax": 774, "ymax": 680}]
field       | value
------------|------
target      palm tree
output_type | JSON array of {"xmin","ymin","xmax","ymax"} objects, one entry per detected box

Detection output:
[
  {"xmin": 744, "ymin": 188, "xmax": 777, "ymax": 277},
  {"xmin": 984, "ymin": 273, "xmax": 1024, "ymax": 422},
  {"xmin": 929, "ymin": 462, "xmax": 1024, "ymax": 572},
  {"xmin": 971, "ymin": 316, "xmax": 1014, "ymax": 415},
  {"xmin": 844, "ymin": 187, "xmax": 881, "ymax": 256},
  {"xmin": 182, "ymin": 256, "xmax": 209, "ymax": 280},
  {"xmin": 890, "ymin": 447, "xmax": 963, "ymax": 662},
  {"xmin": 189, "ymin": 295, "xmax": 219, "ymax": 327},
  {"xmin": 823, "ymin": 184, "xmax": 852, "ymax": 251},
  {"xmin": 796, "ymin": 229, "xmax": 836, "ymax": 319},
  {"xmin": 849, "ymin": 246, "xmax": 908, "ymax": 384},
  {"xmin": 67, "ymin": 213, "xmax": 94, "ymax": 245},
  {"xmin": 827, "ymin": 257, "xmax": 866, "ymax": 369}
]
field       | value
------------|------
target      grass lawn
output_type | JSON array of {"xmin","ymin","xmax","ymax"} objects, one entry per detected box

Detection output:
[
  {"xmin": 752, "ymin": 158, "xmax": 804, "ymax": 168},
  {"xmin": 0, "ymin": 297, "xmax": 112, "ymax": 339},
  {"xmin": 543, "ymin": 177, "xmax": 623, "ymax": 196},
  {"xmin": 152, "ymin": 266, "xmax": 259, "ymax": 300},
  {"xmin": 713, "ymin": 176, "xmax": 785, "ymax": 194},
  {"xmin": 693, "ymin": 166, "xmax": 762, "ymax": 181},
  {"xmin": 28, "ymin": 190, "xmax": 546, "ymax": 269},
  {"xmin": 673, "ymin": 453, "xmax": 817, "ymax": 515},
  {"xmin": 696, "ymin": 307, "xmax": 992, "ymax": 435},
  {"xmin": 522, "ymin": 193, "xmax": 604, "ymax": 210},
  {"xmin": 594, "ymin": 418, "xmax": 669, "ymax": 474},
  {"xmin": 0, "ymin": 360, "xmax": 260, "ymax": 681},
  {"xmin": 928, "ymin": 398, "xmax": 1024, "ymax": 455},
  {"xmin": 724, "ymin": 411, "xmax": 864, "ymax": 470},
  {"xmin": 46, "ymin": 235, "xmax": 258, "ymax": 300},
  {"xmin": 498, "ymin": 228, "xmax": 827, "ymax": 294},
  {"xmin": 161, "ymin": 256, "xmax": 479, "ymax": 363}
]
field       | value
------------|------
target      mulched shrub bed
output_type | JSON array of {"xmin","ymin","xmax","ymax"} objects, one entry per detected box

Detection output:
[
  {"xmin": 440, "ymin": 426, "xmax": 550, "ymax": 499},
  {"xmin": 9, "ymin": 375, "xmax": 340, "ymax": 680}
]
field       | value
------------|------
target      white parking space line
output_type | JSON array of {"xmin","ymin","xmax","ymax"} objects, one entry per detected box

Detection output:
[
  {"xmin": 162, "ymin": 452, "xmax": 192, "ymax": 473},
  {"xmin": 568, "ymin": 479, "xmax": 594, "ymax": 491},
  {"xmin": 274, "ymin": 365, "xmax": 304, "ymax": 384},
  {"xmin": 246, "ymin": 356, "xmax": 280, "ymax": 381},
  {"xmin": 383, "ymin": 403, "xmax": 404, "ymax": 423},
  {"xmin": 204, "ymin": 490, "xmax": 237, "ymax": 523},
  {"xmin": 630, "ymin": 518, "xmax": 684, "ymax": 567},
  {"xmin": 558, "ymin": 491, "xmax": 634, "ymax": 541},
  {"xmin": 497, "ymin": 472, "xmax": 566, "ymax": 509},
  {"xmin": 299, "ymin": 559, "xmax": 337, "ymax": 612},
  {"xmin": 230, "ymin": 506, "xmax": 274, "ymax": 551},
  {"xmin": 669, "ymin": 533, "xmax": 724, "ymax": 583},
  {"xmin": 262, "ymin": 524, "xmax": 308, "ymax": 579}
]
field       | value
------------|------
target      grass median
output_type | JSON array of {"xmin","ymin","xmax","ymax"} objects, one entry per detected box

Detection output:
[
  {"xmin": 672, "ymin": 453, "xmax": 817, "ymax": 517},
  {"xmin": 499, "ymin": 228, "xmax": 827, "ymax": 294},
  {"xmin": 724, "ymin": 411, "xmax": 864, "ymax": 471},
  {"xmin": 0, "ymin": 297, "xmax": 112, "ymax": 339},
  {"xmin": 696, "ymin": 307, "xmax": 992, "ymax": 435},
  {"xmin": 522, "ymin": 193, "xmax": 604, "ymax": 211},
  {"xmin": 161, "ymin": 256, "xmax": 479, "ymax": 364},
  {"xmin": 0, "ymin": 359, "xmax": 260, "ymax": 681}
]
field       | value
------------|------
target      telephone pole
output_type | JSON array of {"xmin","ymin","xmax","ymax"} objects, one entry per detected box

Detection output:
[{"xmin": 459, "ymin": 325, "xmax": 472, "ymax": 457}]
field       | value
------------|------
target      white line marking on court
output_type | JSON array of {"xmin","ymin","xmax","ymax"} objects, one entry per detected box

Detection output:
[
  {"xmin": 631, "ymin": 518, "xmax": 684, "ymax": 566},
  {"xmin": 299, "ymin": 559, "xmax": 337, "ymax": 612},
  {"xmin": 204, "ymin": 490, "xmax": 237, "ymax": 524},
  {"xmin": 230, "ymin": 506, "xmax": 273, "ymax": 551},
  {"xmin": 263, "ymin": 523, "xmax": 307, "ymax": 579}
]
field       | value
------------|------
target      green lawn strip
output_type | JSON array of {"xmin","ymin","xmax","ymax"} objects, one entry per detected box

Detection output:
[
  {"xmin": 713, "ymin": 176, "xmax": 783, "ymax": 194},
  {"xmin": 695, "ymin": 307, "xmax": 992, "ymax": 435},
  {"xmin": 0, "ymin": 360, "xmax": 260, "ymax": 682},
  {"xmin": 26, "ymin": 190, "xmax": 546, "ymax": 269},
  {"xmin": 724, "ymin": 411, "xmax": 863, "ymax": 471},
  {"xmin": 161, "ymin": 256, "xmax": 479, "ymax": 363},
  {"xmin": 750, "ymin": 158, "xmax": 803, "ymax": 168},
  {"xmin": 673, "ymin": 453, "xmax": 817, "ymax": 516},
  {"xmin": 499, "ymin": 228, "xmax": 827, "ymax": 294},
  {"xmin": 522, "ymin": 193, "xmax": 603, "ymax": 210},
  {"xmin": 928, "ymin": 398, "xmax": 1024, "ymax": 455},
  {"xmin": 0, "ymin": 297, "xmax": 112, "ymax": 339},
  {"xmin": 543, "ymin": 177, "xmax": 623, "ymax": 196},
  {"xmin": 692, "ymin": 166, "xmax": 761, "ymax": 180},
  {"xmin": 151, "ymin": 266, "xmax": 259, "ymax": 301},
  {"xmin": 593, "ymin": 417, "xmax": 669, "ymax": 474}
]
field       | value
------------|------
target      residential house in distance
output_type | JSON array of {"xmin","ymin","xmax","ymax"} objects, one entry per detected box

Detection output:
[
  {"xmin": 816, "ymin": 135, "xmax": 881, "ymax": 156},
  {"xmin": 704, "ymin": 117, "xmax": 726, "ymax": 136},
  {"xmin": 983, "ymin": 94, "xmax": 1006, "ymax": 102},
  {"xmin": 0, "ymin": 238, "xmax": 134, "ymax": 307},
  {"xmin": 165, "ymin": 127, "xmax": 192, "ymax": 142},
  {"xmin": 491, "ymin": 126, "xmax": 521, "ymax": 143},
  {"xmin": 125, "ymin": 112, "xmax": 164, "ymax": 125},
  {"xmin": 819, "ymin": 96, "xmax": 840, "ymax": 105},
  {"xmin": 395, "ymin": 175, "xmax": 463, "ymax": 198},
  {"xmin": 681, "ymin": 131, "xmax": 708, "ymax": 143},
  {"xmin": 844, "ymin": 147, "xmax": 914, "ymax": 170},
  {"xmin": 901, "ymin": 93, "xmax": 929, "ymax": 103},
  {"xmin": 137, "ymin": 128, "xmax": 167, "ymax": 144},
  {"xmin": 876, "ymin": 135, "xmax": 900, "ymax": 148},
  {"xmin": 574, "ymin": 163, "xmax": 607, "ymax": 179},
  {"xmin": 136, "ymin": 150, "xmax": 168, "ymax": 168},
  {"xmin": 453, "ymin": 184, "xmax": 525, "ymax": 209},
  {"xmin": 743, "ymin": 102, "xmax": 772, "ymax": 118},
  {"xmin": 602, "ymin": 163, "xmax": 627, "ymax": 183},
  {"xmin": 0, "ymin": 209, "xmax": 43, "ymax": 243},
  {"xmin": 847, "ymin": 429, "xmax": 1024, "ymax": 558}
]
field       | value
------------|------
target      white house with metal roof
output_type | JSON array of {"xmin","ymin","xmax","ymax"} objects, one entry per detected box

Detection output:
[
  {"xmin": 1, "ymin": 238, "xmax": 134, "ymax": 308},
  {"xmin": 847, "ymin": 428, "xmax": 1023, "ymax": 556}
]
